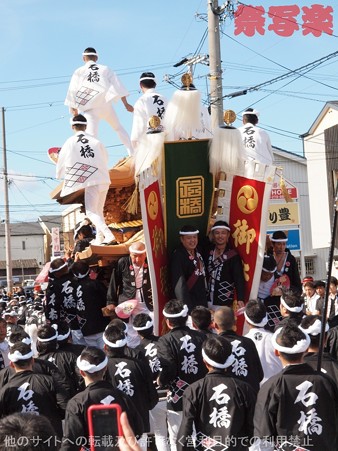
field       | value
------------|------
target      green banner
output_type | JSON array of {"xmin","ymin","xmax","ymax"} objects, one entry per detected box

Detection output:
[{"xmin": 163, "ymin": 139, "xmax": 214, "ymax": 255}]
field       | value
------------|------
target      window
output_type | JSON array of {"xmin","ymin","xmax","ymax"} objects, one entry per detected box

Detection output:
[
  {"xmin": 22, "ymin": 241, "xmax": 26, "ymax": 250},
  {"xmin": 305, "ymin": 257, "xmax": 315, "ymax": 275}
]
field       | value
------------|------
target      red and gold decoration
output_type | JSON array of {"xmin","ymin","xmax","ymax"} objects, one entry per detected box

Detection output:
[{"xmin": 139, "ymin": 174, "xmax": 170, "ymax": 334}]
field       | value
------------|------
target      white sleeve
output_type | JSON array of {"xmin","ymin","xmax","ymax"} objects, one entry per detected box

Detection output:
[{"xmin": 131, "ymin": 99, "xmax": 147, "ymax": 143}]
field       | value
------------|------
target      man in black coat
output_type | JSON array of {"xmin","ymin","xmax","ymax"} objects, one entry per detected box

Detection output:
[
  {"xmin": 253, "ymin": 322, "xmax": 338, "ymax": 451},
  {"xmin": 0, "ymin": 342, "xmax": 69, "ymax": 439},
  {"xmin": 71, "ymin": 261, "xmax": 110, "ymax": 348},
  {"xmin": 157, "ymin": 299, "xmax": 208, "ymax": 450},
  {"xmin": 178, "ymin": 335, "xmax": 256, "ymax": 451},
  {"xmin": 107, "ymin": 241, "xmax": 153, "ymax": 315},
  {"xmin": 170, "ymin": 225, "xmax": 208, "ymax": 313},
  {"xmin": 61, "ymin": 346, "xmax": 143, "ymax": 451},
  {"xmin": 214, "ymin": 306, "xmax": 263, "ymax": 393},
  {"xmin": 206, "ymin": 220, "xmax": 245, "ymax": 311}
]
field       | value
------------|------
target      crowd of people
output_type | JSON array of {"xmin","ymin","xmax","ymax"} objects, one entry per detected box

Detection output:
[
  {"xmin": 1, "ymin": 222, "xmax": 338, "ymax": 450},
  {"xmin": 1, "ymin": 47, "xmax": 338, "ymax": 450}
]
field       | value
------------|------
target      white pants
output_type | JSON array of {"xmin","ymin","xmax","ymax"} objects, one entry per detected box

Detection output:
[
  {"xmin": 150, "ymin": 399, "xmax": 169, "ymax": 451},
  {"xmin": 83, "ymin": 332, "xmax": 104, "ymax": 349},
  {"xmin": 71, "ymin": 329, "xmax": 86, "ymax": 346},
  {"xmin": 167, "ymin": 410, "xmax": 183, "ymax": 451},
  {"xmin": 85, "ymin": 102, "xmax": 133, "ymax": 155},
  {"xmin": 85, "ymin": 185, "xmax": 115, "ymax": 243}
]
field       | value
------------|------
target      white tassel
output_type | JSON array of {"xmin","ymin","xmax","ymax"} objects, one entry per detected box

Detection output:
[
  {"xmin": 163, "ymin": 90, "xmax": 201, "ymax": 140},
  {"xmin": 209, "ymin": 126, "xmax": 246, "ymax": 176},
  {"xmin": 134, "ymin": 132, "xmax": 165, "ymax": 176}
]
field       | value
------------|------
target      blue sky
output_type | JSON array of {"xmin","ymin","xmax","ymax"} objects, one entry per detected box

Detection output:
[{"xmin": 1, "ymin": 0, "xmax": 338, "ymax": 222}]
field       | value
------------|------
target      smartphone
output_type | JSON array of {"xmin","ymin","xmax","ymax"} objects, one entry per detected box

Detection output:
[
  {"xmin": 87, "ymin": 404, "xmax": 123, "ymax": 450},
  {"xmin": 278, "ymin": 442, "xmax": 310, "ymax": 451}
]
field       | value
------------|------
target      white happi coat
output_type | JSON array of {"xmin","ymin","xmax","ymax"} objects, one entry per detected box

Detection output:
[
  {"xmin": 131, "ymin": 88, "xmax": 168, "ymax": 145},
  {"xmin": 56, "ymin": 131, "xmax": 110, "ymax": 197},
  {"xmin": 65, "ymin": 60, "xmax": 129, "ymax": 111},
  {"xmin": 245, "ymin": 327, "xmax": 283, "ymax": 384},
  {"xmin": 239, "ymin": 123, "xmax": 274, "ymax": 165}
]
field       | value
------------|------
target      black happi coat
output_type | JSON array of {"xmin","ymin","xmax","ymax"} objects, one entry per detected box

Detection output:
[
  {"xmin": 254, "ymin": 363, "xmax": 338, "ymax": 451},
  {"xmin": 0, "ymin": 357, "xmax": 71, "ymax": 398},
  {"xmin": 135, "ymin": 335, "xmax": 162, "ymax": 380},
  {"xmin": 178, "ymin": 370, "xmax": 257, "ymax": 451},
  {"xmin": 104, "ymin": 352, "xmax": 158, "ymax": 432},
  {"xmin": 0, "ymin": 370, "xmax": 68, "ymax": 438},
  {"xmin": 272, "ymin": 248, "xmax": 302, "ymax": 294},
  {"xmin": 107, "ymin": 256, "xmax": 153, "ymax": 312},
  {"xmin": 219, "ymin": 330, "xmax": 263, "ymax": 393},
  {"xmin": 61, "ymin": 380, "xmax": 144, "ymax": 451},
  {"xmin": 157, "ymin": 326, "xmax": 207, "ymax": 412},
  {"xmin": 39, "ymin": 349, "xmax": 83, "ymax": 396},
  {"xmin": 75, "ymin": 276, "xmax": 110, "ymax": 336},
  {"xmin": 46, "ymin": 273, "xmax": 79, "ymax": 330},
  {"xmin": 206, "ymin": 246, "xmax": 245, "ymax": 306},
  {"xmin": 304, "ymin": 351, "xmax": 338, "ymax": 386},
  {"xmin": 58, "ymin": 341, "xmax": 85, "ymax": 357},
  {"xmin": 135, "ymin": 335, "xmax": 167, "ymax": 398},
  {"xmin": 170, "ymin": 245, "xmax": 208, "ymax": 312},
  {"xmin": 326, "ymin": 325, "xmax": 338, "ymax": 361}
]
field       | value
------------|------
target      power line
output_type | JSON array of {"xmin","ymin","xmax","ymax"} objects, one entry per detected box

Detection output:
[{"xmin": 224, "ymin": 48, "xmax": 338, "ymax": 99}]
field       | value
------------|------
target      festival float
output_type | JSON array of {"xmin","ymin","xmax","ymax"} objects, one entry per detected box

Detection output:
[{"xmin": 50, "ymin": 74, "xmax": 277, "ymax": 335}]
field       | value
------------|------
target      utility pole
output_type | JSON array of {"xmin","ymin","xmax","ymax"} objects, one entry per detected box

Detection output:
[
  {"xmin": 2, "ymin": 107, "xmax": 13, "ymax": 293},
  {"xmin": 208, "ymin": 0, "xmax": 224, "ymax": 130}
]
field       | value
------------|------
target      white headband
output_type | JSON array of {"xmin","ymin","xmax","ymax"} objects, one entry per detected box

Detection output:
[
  {"xmin": 133, "ymin": 320, "xmax": 153, "ymax": 331},
  {"xmin": 9, "ymin": 350, "xmax": 34, "ymax": 363},
  {"xmin": 49, "ymin": 262, "xmax": 68, "ymax": 274},
  {"xmin": 202, "ymin": 349, "xmax": 235, "ymax": 369},
  {"xmin": 83, "ymin": 52, "xmax": 98, "ymax": 56},
  {"xmin": 211, "ymin": 225, "xmax": 230, "ymax": 232},
  {"xmin": 299, "ymin": 319, "xmax": 329, "ymax": 336},
  {"xmin": 179, "ymin": 230, "xmax": 199, "ymax": 235},
  {"xmin": 272, "ymin": 328, "xmax": 310, "ymax": 354},
  {"xmin": 8, "ymin": 337, "xmax": 32, "ymax": 347},
  {"xmin": 129, "ymin": 244, "xmax": 146, "ymax": 254},
  {"xmin": 244, "ymin": 312, "xmax": 268, "ymax": 328},
  {"xmin": 57, "ymin": 329, "xmax": 71, "ymax": 341},
  {"xmin": 105, "ymin": 322, "xmax": 128, "ymax": 332},
  {"xmin": 37, "ymin": 327, "xmax": 58, "ymax": 342},
  {"xmin": 103, "ymin": 334, "xmax": 128, "ymax": 348},
  {"xmin": 73, "ymin": 269, "xmax": 90, "ymax": 279},
  {"xmin": 70, "ymin": 118, "xmax": 87, "ymax": 126},
  {"xmin": 163, "ymin": 304, "xmax": 189, "ymax": 318},
  {"xmin": 242, "ymin": 109, "xmax": 259, "ymax": 117},
  {"xmin": 4, "ymin": 311, "xmax": 18, "ymax": 317},
  {"xmin": 262, "ymin": 266, "xmax": 277, "ymax": 273},
  {"xmin": 280, "ymin": 296, "xmax": 303, "ymax": 313},
  {"xmin": 140, "ymin": 76, "xmax": 156, "ymax": 82},
  {"xmin": 76, "ymin": 355, "xmax": 108, "ymax": 373},
  {"xmin": 271, "ymin": 237, "xmax": 287, "ymax": 243}
]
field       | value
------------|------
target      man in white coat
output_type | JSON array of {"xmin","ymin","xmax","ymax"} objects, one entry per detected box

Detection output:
[
  {"xmin": 65, "ymin": 47, "xmax": 134, "ymax": 155},
  {"xmin": 131, "ymin": 72, "xmax": 168, "ymax": 151},
  {"xmin": 56, "ymin": 115, "xmax": 116, "ymax": 245},
  {"xmin": 238, "ymin": 107, "xmax": 274, "ymax": 165}
]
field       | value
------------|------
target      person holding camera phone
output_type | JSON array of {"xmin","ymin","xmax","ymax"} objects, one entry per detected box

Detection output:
[{"xmin": 61, "ymin": 346, "xmax": 143, "ymax": 451}]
